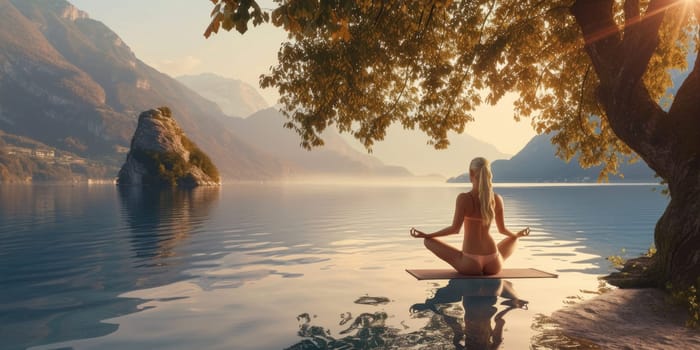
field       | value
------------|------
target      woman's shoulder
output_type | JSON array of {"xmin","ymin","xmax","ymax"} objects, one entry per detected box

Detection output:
[
  {"xmin": 458, "ymin": 191, "xmax": 476, "ymax": 199},
  {"xmin": 494, "ymin": 193, "xmax": 504, "ymax": 206},
  {"xmin": 456, "ymin": 192, "xmax": 474, "ymax": 206}
]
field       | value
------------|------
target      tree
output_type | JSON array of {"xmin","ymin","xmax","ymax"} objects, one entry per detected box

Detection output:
[{"xmin": 204, "ymin": 0, "xmax": 699, "ymax": 290}]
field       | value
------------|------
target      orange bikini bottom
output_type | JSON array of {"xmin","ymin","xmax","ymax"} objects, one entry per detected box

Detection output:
[{"xmin": 462, "ymin": 251, "xmax": 500, "ymax": 267}]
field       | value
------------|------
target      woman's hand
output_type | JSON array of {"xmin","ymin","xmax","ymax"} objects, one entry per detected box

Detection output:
[
  {"xmin": 410, "ymin": 227, "xmax": 428, "ymax": 238},
  {"xmin": 516, "ymin": 227, "xmax": 530, "ymax": 237}
]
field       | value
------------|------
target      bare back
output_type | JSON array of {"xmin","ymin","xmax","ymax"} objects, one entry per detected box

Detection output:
[{"xmin": 461, "ymin": 191, "xmax": 499, "ymax": 255}]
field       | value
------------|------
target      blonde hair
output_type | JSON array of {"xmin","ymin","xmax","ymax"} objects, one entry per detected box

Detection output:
[{"xmin": 469, "ymin": 157, "xmax": 495, "ymax": 226}]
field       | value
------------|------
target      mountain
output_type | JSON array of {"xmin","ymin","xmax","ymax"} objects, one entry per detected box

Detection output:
[
  {"xmin": 448, "ymin": 134, "xmax": 657, "ymax": 183},
  {"xmin": 359, "ymin": 125, "xmax": 510, "ymax": 177},
  {"xmin": 0, "ymin": 0, "xmax": 409, "ymax": 182},
  {"xmin": 0, "ymin": 129, "xmax": 109, "ymax": 181},
  {"xmin": 117, "ymin": 108, "xmax": 221, "ymax": 187},
  {"xmin": 222, "ymin": 108, "xmax": 413, "ymax": 178},
  {"xmin": 177, "ymin": 73, "xmax": 269, "ymax": 118},
  {"xmin": 0, "ymin": 0, "xmax": 294, "ymax": 181}
]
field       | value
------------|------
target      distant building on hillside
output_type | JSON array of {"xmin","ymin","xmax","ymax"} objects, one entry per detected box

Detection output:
[{"xmin": 33, "ymin": 149, "xmax": 55, "ymax": 158}]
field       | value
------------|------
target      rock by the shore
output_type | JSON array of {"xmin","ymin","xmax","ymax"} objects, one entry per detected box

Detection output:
[
  {"xmin": 117, "ymin": 107, "xmax": 220, "ymax": 187},
  {"xmin": 549, "ymin": 288, "xmax": 700, "ymax": 349}
]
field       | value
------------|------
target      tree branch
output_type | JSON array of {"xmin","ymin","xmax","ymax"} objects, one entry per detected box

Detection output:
[
  {"xmin": 624, "ymin": 0, "xmax": 640, "ymax": 20},
  {"xmin": 667, "ymin": 24, "xmax": 700, "ymax": 156},
  {"xmin": 441, "ymin": 0, "xmax": 496, "ymax": 121},
  {"xmin": 620, "ymin": 0, "xmax": 677, "ymax": 89},
  {"xmin": 571, "ymin": 0, "xmax": 674, "ymax": 178},
  {"xmin": 576, "ymin": 64, "xmax": 593, "ymax": 135},
  {"xmin": 570, "ymin": 0, "xmax": 621, "ymax": 79}
]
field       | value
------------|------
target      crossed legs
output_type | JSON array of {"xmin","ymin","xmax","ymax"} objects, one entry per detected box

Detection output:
[
  {"xmin": 423, "ymin": 236, "xmax": 520, "ymax": 275},
  {"xmin": 497, "ymin": 235, "xmax": 519, "ymax": 260}
]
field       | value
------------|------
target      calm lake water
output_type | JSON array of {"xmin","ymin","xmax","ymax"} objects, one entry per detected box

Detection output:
[{"xmin": 0, "ymin": 182, "xmax": 668, "ymax": 350}]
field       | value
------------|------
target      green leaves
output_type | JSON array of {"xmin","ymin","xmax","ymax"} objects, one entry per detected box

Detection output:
[
  {"xmin": 257, "ymin": 1, "xmax": 497, "ymax": 150},
  {"xmin": 205, "ymin": 0, "xmax": 696, "ymax": 179},
  {"xmin": 204, "ymin": 0, "xmax": 270, "ymax": 37}
]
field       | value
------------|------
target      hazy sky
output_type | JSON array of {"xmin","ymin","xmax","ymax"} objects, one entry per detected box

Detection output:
[{"xmin": 69, "ymin": 0, "xmax": 536, "ymax": 156}]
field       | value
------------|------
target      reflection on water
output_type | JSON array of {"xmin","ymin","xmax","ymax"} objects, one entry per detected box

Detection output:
[
  {"xmin": 0, "ymin": 183, "xmax": 668, "ymax": 350},
  {"xmin": 287, "ymin": 280, "xmax": 528, "ymax": 350},
  {"xmin": 530, "ymin": 314, "xmax": 601, "ymax": 349},
  {"xmin": 118, "ymin": 186, "xmax": 220, "ymax": 265},
  {"xmin": 289, "ymin": 310, "xmax": 396, "ymax": 349},
  {"xmin": 411, "ymin": 279, "xmax": 528, "ymax": 349},
  {"xmin": 0, "ymin": 185, "xmax": 219, "ymax": 350}
]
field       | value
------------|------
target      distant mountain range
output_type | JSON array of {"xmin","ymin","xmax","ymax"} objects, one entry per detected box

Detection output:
[
  {"xmin": 176, "ymin": 73, "xmax": 269, "ymax": 118},
  {"xmin": 176, "ymin": 73, "xmax": 509, "ymax": 178},
  {"xmin": 362, "ymin": 126, "xmax": 510, "ymax": 177},
  {"xmin": 447, "ymin": 134, "xmax": 657, "ymax": 183},
  {"xmin": 221, "ymin": 108, "xmax": 411, "ymax": 178},
  {"xmin": 0, "ymin": 0, "xmax": 410, "ymax": 182},
  {"xmin": 444, "ymin": 50, "xmax": 692, "ymax": 184}
]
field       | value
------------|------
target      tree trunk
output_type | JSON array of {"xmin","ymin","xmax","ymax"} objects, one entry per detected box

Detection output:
[
  {"xmin": 654, "ymin": 161, "xmax": 700, "ymax": 290},
  {"xmin": 571, "ymin": 0, "xmax": 700, "ymax": 290}
]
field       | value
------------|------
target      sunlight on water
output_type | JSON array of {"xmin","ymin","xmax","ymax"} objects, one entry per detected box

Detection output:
[{"xmin": 0, "ymin": 182, "xmax": 668, "ymax": 349}]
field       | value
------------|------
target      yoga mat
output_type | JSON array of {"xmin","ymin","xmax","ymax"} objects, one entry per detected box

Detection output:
[{"xmin": 406, "ymin": 268, "xmax": 558, "ymax": 280}]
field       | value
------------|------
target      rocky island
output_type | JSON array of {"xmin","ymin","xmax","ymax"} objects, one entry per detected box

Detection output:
[{"xmin": 117, "ymin": 107, "xmax": 220, "ymax": 187}]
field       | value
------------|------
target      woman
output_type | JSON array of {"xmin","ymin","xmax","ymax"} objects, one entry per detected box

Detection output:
[{"xmin": 410, "ymin": 157, "xmax": 529, "ymax": 275}]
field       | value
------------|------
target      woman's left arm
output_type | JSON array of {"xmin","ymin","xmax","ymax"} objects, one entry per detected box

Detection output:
[{"xmin": 495, "ymin": 195, "xmax": 529, "ymax": 238}]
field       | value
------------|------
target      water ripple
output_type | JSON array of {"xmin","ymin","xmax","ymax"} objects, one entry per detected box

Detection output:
[{"xmin": 0, "ymin": 183, "xmax": 669, "ymax": 350}]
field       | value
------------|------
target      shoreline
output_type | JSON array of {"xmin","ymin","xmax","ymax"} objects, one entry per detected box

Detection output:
[{"xmin": 548, "ymin": 287, "xmax": 700, "ymax": 349}]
